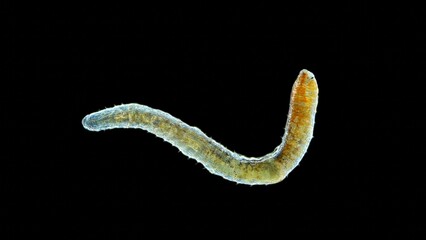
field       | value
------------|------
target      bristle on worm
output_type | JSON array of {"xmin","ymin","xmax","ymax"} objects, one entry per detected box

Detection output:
[{"xmin": 82, "ymin": 69, "xmax": 318, "ymax": 185}]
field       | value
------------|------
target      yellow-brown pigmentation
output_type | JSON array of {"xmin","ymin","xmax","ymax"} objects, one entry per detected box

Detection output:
[
  {"xmin": 82, "ymin": 69, "xmax": 318, "ymax": 185},
  {"xmin": 275, "ymin": 70, "xmax": 319, "ymax": 180}
]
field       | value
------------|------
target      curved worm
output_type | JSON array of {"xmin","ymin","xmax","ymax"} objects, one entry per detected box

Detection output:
[{"xmin": 82, "ymin": 69, "xmax": 318, "ymax": 185}]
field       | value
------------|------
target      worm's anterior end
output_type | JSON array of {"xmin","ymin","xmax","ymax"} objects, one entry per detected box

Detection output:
[
  {"xmin": 299, "ymin": 69, "xmax": 315, "ymax": 80},
  {"xmin": 305, "ymin": 69, "xmax": 315, "ymax": 79},
  {"xmin": 297, "ymin": 69, "xmax": 318, "ymax": 92}
]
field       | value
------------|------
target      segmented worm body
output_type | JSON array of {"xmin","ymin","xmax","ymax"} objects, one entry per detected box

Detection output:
[{"xmin": 82, "ymin": 69, "xmax": 318, "ymax": 185}]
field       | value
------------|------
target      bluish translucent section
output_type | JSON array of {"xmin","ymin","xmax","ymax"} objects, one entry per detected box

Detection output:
[{"xmin": 82, "ymin": 113, "xmax": 102, "ymax": 131}]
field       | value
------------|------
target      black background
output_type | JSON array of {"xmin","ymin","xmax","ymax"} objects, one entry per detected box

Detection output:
[{"xmin": 3, "ymin": 1, "xmax": 426, "ymax": 238}]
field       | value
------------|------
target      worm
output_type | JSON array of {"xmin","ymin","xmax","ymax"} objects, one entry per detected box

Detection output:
[{"xmin": 82, "ymin": 69, "xmax": 318, "ymax": 185}]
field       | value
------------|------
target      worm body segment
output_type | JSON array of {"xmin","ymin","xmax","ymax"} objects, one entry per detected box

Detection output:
[{"xmin": 82, "ymin": 69, "xmax": 318, "ymax": 185}]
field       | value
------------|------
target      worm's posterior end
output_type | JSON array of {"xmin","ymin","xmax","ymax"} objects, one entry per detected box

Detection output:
[{"xmin": 82, "ymin": 113, "xmax": 100, "ymax": 131}]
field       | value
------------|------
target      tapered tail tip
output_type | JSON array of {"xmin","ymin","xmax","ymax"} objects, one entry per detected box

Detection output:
[{"xmin": 82, "ymin": 114, "xmax": 100, "ymax": 131}]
